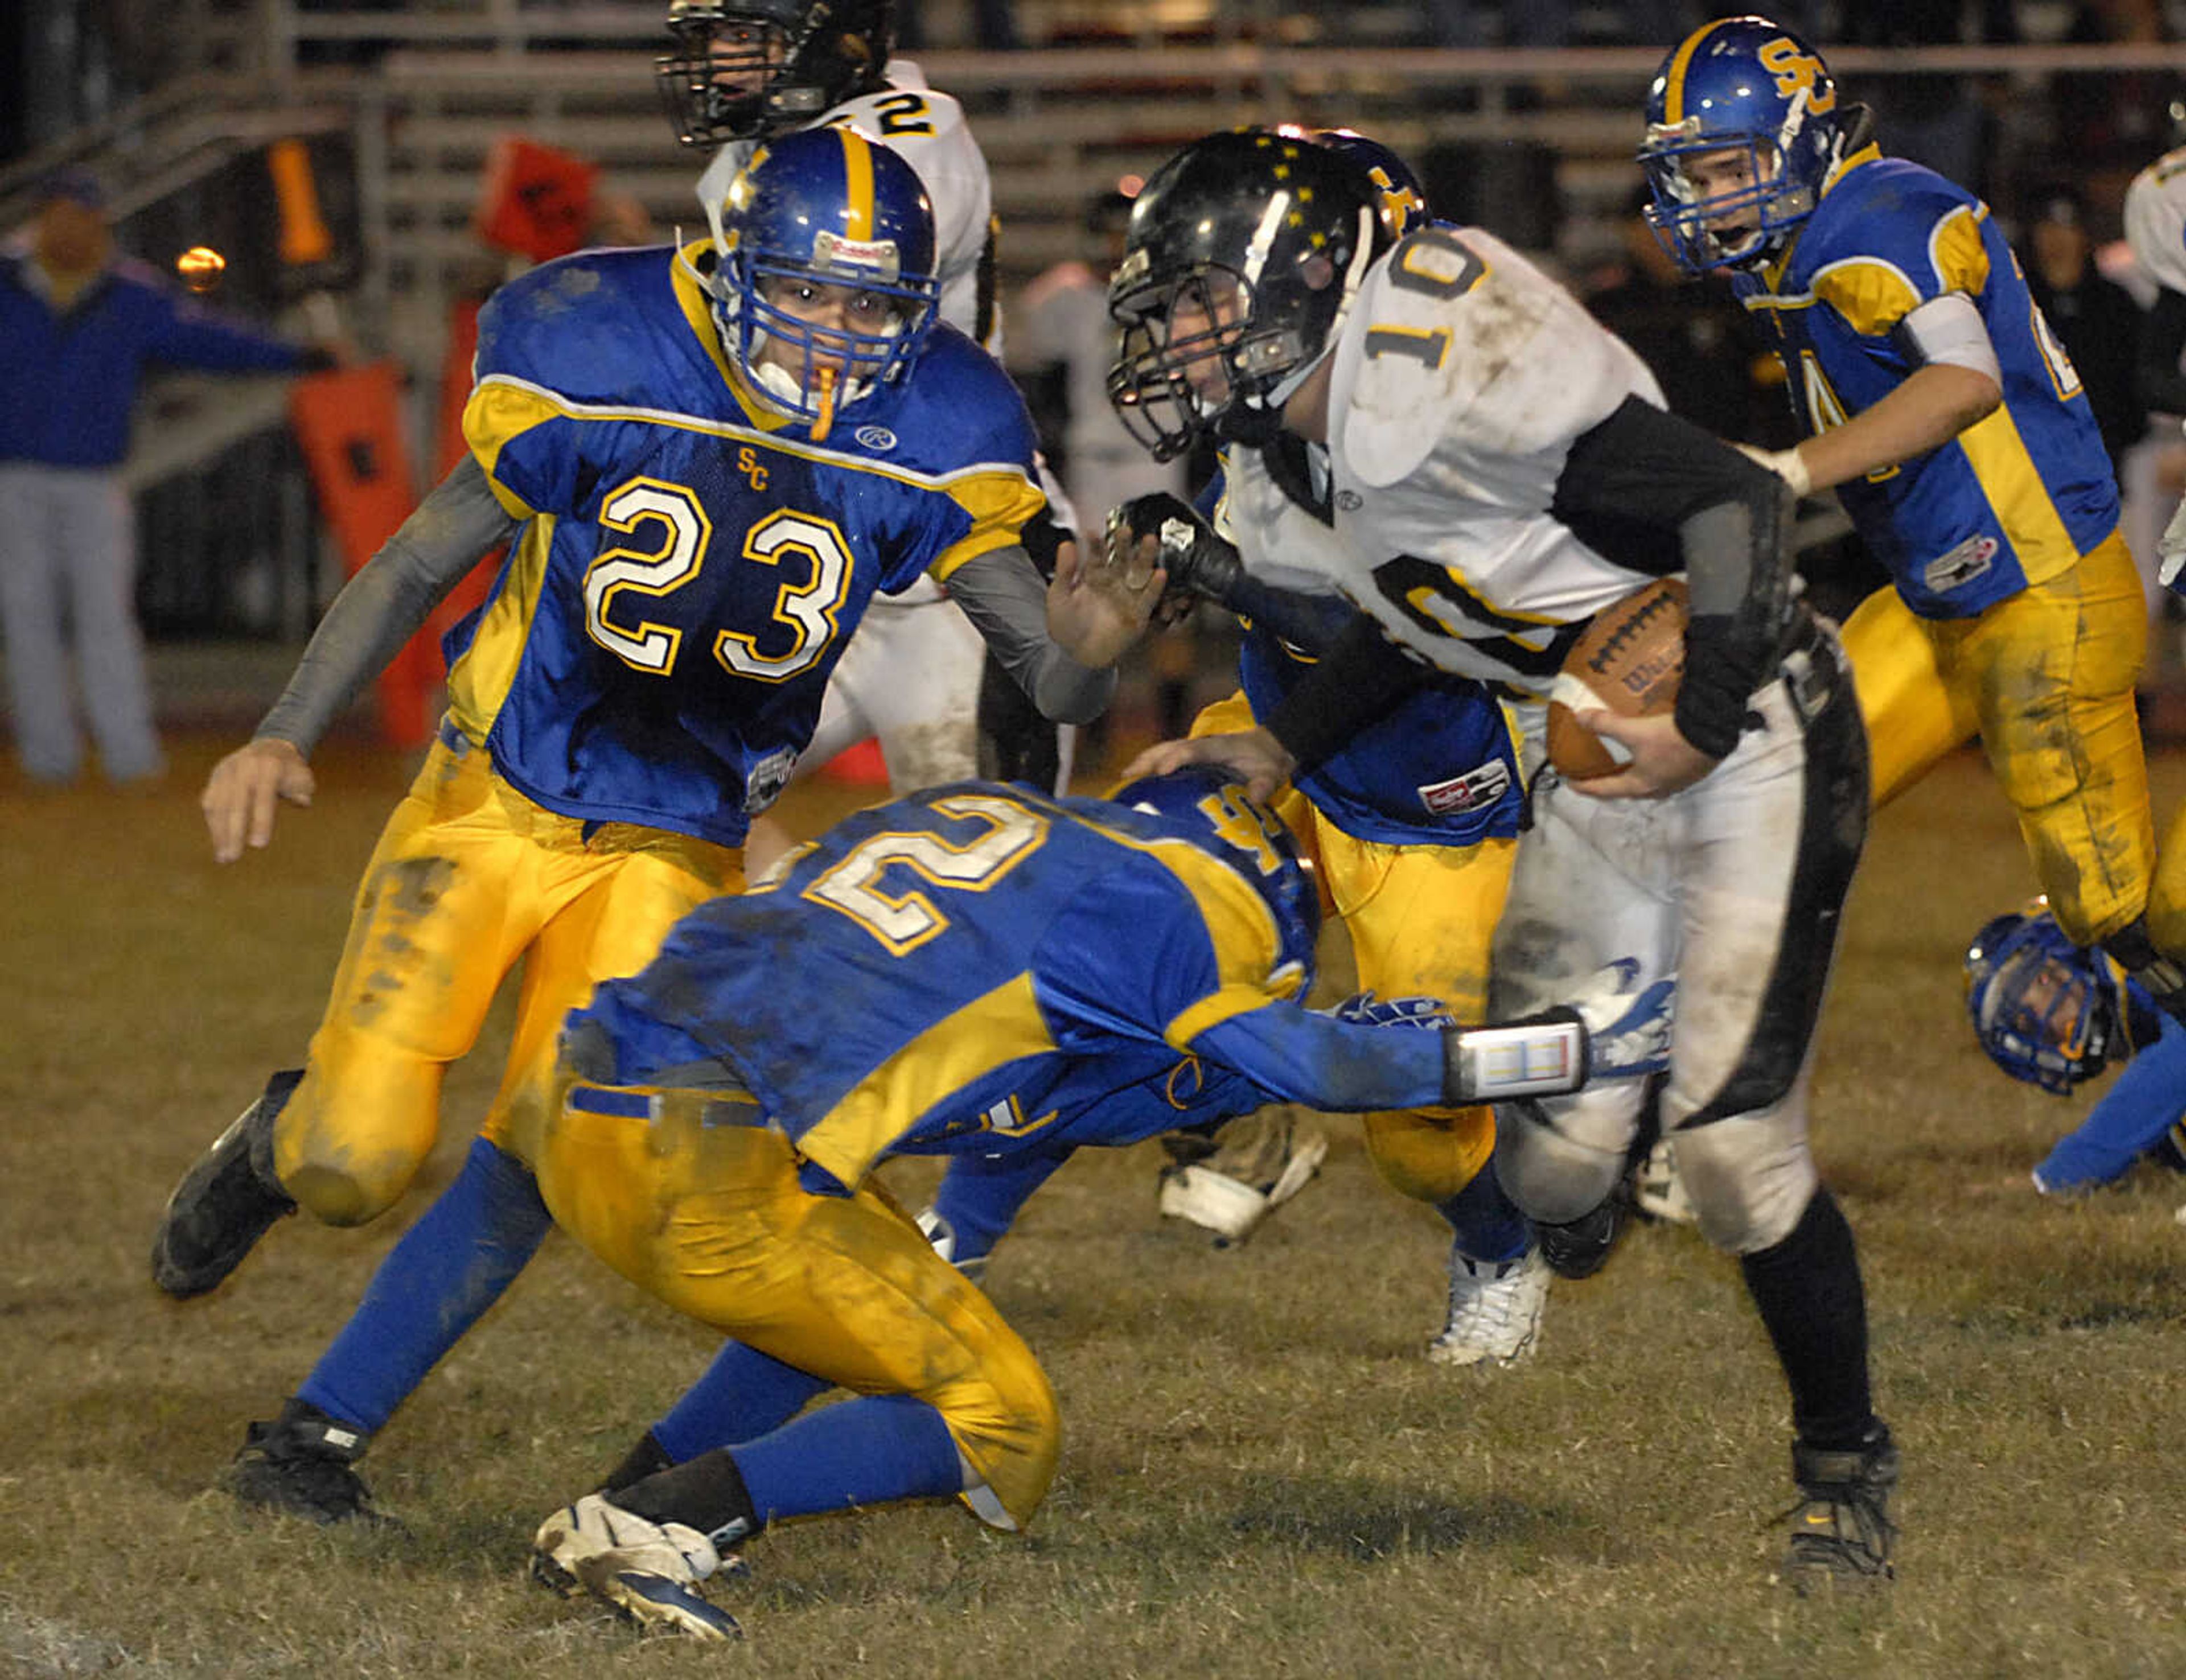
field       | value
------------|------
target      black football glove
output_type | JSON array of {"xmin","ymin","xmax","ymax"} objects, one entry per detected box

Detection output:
[{"xmin": 1110, "ymin": 492, "xmax": 1243, "ymax": 613}]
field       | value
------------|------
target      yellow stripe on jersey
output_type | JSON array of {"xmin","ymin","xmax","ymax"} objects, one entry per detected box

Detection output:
[
  {"xmin": 839, "ymin": 127, "xmax": 874, "ymax": 240},
  {"xmin": 1927, "ymin": 203, "xmax": 1992, "ymax": 297},
  {"xmin": 1955, "ymin": 402, "xmax": 2091, "ymax": 587},
  {"xmin": 446, "ymin": 513, "xmax": 557, "ymax": 740},
  {"xmin": 1809, "ymin": 257, "xmax": 1922, "ymax": 337},
  {"xmin": 463, "ymin": 381, "xmax": 558, "ymax": 516},
  {"xmin": 798, "ymin": 971, "xmax": 1058, "ymax": 1187},
  {"xmin": 930, "ymin": 471, "xmax": 1050, "ymax": 581}
]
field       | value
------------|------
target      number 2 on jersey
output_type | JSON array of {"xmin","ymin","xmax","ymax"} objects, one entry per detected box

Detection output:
[
  {"xmin": 804, "ymin": 795, "xmax": 1049, "ymax": 955},
  {"xmin": 583, "ymin": 477, "xmax": 855, "ymax": 682}
]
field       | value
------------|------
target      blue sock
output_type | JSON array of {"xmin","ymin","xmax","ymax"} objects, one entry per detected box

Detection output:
[
  {"xmin": 298, "ymin": 1137, "xmax": 552, "ymax": 1434},
  {"xmin": 652, "ymin": 1340, "xmax": 833, "ymax": 1463},
  {"xmin": 1436, "ymin": 1160, "xmax": 1530, "ymax": 1266},
  {"xmin": 728, "ymin": 1393, "xmax": 963, "ymax": 1523}
]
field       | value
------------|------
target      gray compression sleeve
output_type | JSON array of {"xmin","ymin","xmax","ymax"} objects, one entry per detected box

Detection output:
[
  {"xmin": 944, "ymin": 545, "xmax": 1117, "ymax": 724},
  {"xmin": 255, "ymin": 456, "xmax": 521, "ymax": 754}
]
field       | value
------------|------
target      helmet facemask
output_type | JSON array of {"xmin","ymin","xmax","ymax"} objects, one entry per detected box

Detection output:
[
  {"xmin": 1107, "ymin": 202, "xmax": 1374, "ymax": 463},
  {"xmin": 1963, "ymin": 910, "xmax": 2122, "ymax": 1095},
  {"xmin": 1641, "ymin": 100, "xmax": 1829, "ymax": 275},
  {"xmin": 656, "ymin": 1, "xmax": 890, "ymax": 146}
]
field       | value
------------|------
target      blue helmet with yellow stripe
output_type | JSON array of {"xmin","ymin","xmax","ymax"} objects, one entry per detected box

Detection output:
[
  {"xmin": 708, "ymin": 125, "xmax": 940, "ymax": 435},
  {"xmin": 1963, "ymin": 901, "xmax": 2124, "ymax": 1096},
  {"xmin": 1638, "ymin": 15, "xmax": 1844, "ymax": 276},
  {"xmin": 1110, "ymin": 766, "xmax": 1321, "ymax": 967}
]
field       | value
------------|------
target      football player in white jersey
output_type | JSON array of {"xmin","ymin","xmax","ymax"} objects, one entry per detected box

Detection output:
[
  {"xmin": 1102, "ymin": 129, "xmax": 1896, "ymax": 1593},
  {"xmin": 658, "ymin": 0, "xmax": 1071, "ymax": 807}
]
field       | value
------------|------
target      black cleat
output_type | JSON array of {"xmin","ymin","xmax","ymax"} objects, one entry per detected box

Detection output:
[
  {"xmin": 228, "ymin": 1399, "xmax": 390, "ymax": 1526},
  {"xmin": 151, "ymin": 1070, "xmax": 302, "ymax": 1299},
  {"xmin": 1780, "ymin": 1426, "xmax": 1899, "ymax": 1594},
  {"xmin": 1533, "ymin": 1196, "xmax": 1624, "ymax": 1280}
]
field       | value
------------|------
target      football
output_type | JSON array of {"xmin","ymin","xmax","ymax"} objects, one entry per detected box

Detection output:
[{"xmin": 1544, "ymin": 578, "xmax": 1688, "ymax": 780}]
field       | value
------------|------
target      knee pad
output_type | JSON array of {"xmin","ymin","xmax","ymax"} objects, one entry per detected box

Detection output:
[
  {"xmin": 1491, "ymin": 1093, "xmax": 1633, "ymax": 1226},
  {"xmin": 1669, "ymin": 1115, "xmax": 1818, "ymax": 1255},
  {"xmin": 275, "ymin": 1066, "xmax": 438, "ymax": 1225}
]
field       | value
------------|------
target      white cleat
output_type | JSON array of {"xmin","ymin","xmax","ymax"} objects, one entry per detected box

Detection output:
[
  {"xmin": 532, "ymin": 1493, "xmax": 739, "ymax": 1640},
  {"xmin": 1428, "ymin": 1244, "xmax": 1550, "ymax": 1368}
]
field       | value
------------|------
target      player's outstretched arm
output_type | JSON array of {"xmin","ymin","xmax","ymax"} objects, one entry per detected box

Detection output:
[
  {"xmin": 1045, "ymin": 529, "xmax": 1167, "ymax": 669},
  {"xmin": 203, "ymin": 455, "xmax": 519, "ymax": 862}
]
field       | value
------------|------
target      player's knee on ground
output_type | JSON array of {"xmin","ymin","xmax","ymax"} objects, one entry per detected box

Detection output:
[
  {"xmin": 1491, "ymin": 1090, "xmax": 1638, "ymax": 1226},
  {"xmin": 273, "ymin": 1056, "xmax": 443, "ymax": 1225},
  {"xmin": 1665, "ymin": 1113, "xmax": 1819, "ymax": 1255},
  {"xmin": 1363, "ymin": 1106, "xmax": 1494, "ymax": 1204},
  {"xmin": 924, "ymin": 1333, "xmax": 1061, "ymax": 1530}
]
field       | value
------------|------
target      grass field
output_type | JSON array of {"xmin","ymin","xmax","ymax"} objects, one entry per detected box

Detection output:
[{"xmin": 3, "ymin": 732, "xmax": 2184, "ymax": 1679}]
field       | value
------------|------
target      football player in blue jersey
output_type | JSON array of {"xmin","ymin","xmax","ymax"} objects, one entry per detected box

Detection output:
[
  {"xmin": 148, "ymin": 127, "xmax": 1149, "ymax": 1524},
  {"xmin": 1110, "ymin": 127, "xmax": 1556, "ymax": 1370},
  {"xmin": 1963, "ymin": 901, "xmax": 2186, "ymax": 1197},
  {"xmin": 1638, "ymin": 15, "xmax": 2186, "ymax": 1020},
  {"xmin": 515, "ymin": 767, "xmax": 1650, "ymax": 1637}
]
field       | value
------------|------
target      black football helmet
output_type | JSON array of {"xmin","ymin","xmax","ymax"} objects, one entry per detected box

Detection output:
[
  {"xmin": 1106, "ymin": 128, "xmax": 1393, "ymax": 462},
  {"xmin": 656, "ymin": 0, "xmax": 894, "ymax": 147}
]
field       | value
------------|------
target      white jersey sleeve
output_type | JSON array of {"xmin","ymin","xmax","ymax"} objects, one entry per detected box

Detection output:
[
  {"xmin": 2125, "ymin": 148, "xmax": 2186, "ymax": 297},
  {"xmin": 691, "ymin": 62, "xmax": 999, "ymax": 353},
  {"xmin": 1318, "ymin": 225, "xmax": 1670, "ymax": 694}
]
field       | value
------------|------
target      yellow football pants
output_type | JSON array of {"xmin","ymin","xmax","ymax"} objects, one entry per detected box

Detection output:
[
  {"xmin": 536, "ymin": 1083, "xmax": 1060, "ymax": 1531},
  {"xmin": 1192, "ymin": 691, "xmax": 1518, "ymax": 1203},
  {"xmin": 273, "ymin": 734, "xmax": 742, "ymax": 1224},
  {"xmin": 1842, "ymin": 530, "xmax": 2153, "ymax": 947}
]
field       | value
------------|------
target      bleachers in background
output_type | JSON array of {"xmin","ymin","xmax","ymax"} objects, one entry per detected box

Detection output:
[{"xmin": 4, "ymin": 2, "xmax": 2183, "ymax": 644}]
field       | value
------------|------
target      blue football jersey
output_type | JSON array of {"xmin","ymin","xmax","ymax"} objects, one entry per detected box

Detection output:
[
  {"xmin": 1732, "ymin": 153, "xmax": 2119, "ymax": 617},
  {"xmin": 1200, "ymin": 465, "xmax": 1525, "ymax": 847},
  {"xmin": 564, "ymin": 780, "xmax": 1444, "ymax": 1190},
  {"xmin": 447, "ymin": 243, "xmax": 1046, "ymax": 845}
]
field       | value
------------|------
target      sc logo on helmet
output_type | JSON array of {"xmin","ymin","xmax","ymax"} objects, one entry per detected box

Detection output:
[{"xmin": 1757, "ymin": 37, "xmax": 1836, "ymax": 116}]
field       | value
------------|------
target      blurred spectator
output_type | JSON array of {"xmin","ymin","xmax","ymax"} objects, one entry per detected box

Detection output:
[
  {"xmin": 1008, "ymin": 187, "xmax": 1185, "ymax": 544},
  {"xmin": 2018, "ymin": 182, "xmax": 2148, "ymax": 465},
  {"xmin": 0, "ymin": 167, "xmax": 334, "ymax": 786},
  {"xmin": 898, "ymin": 0, "xmax": 1017, "ymax": 50},
  {"xmin": 1835, "ymin": 1, "xmax": 2015, "ymax": 193},
  {"xmin": 1583, "ymin": 186, "xmax": 1793, "ymax": 449},
  {"xmin": 2053, "ymin": 0, "xmax": 2176, "ymax": 201}
]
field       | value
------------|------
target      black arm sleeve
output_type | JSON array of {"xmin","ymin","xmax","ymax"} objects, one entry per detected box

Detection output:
[
  {"xmin": 256, "ymin": 455, "xmax": 519, "ymax": 754},
  {"xmin": 1261, "ymin": 612, "xmax": 1435, "ymax": 775},
  {"xmin": 2137, "ymin": 287, "xmax": 2186, "ymax": 417},
  {"xmin": 1551, "ymin": 396, "xmax": 1796, "ymax": 759}
]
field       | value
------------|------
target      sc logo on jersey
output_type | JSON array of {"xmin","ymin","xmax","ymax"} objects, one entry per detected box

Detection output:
[{"xmin": 854, "ymin": 425, "xmax": 898, "ymax": 452}]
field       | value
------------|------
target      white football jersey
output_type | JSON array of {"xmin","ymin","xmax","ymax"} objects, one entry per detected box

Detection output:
[
  {"xmin": 695, "ymin": 59, "xmax": 998, "ymax": 352},
  {"xmin": 1299, "ymin": 225, "xmax": 1669, "ymax": 698},
  {"xmin": 2125, "ymin": 146, "xmax": 2186, "ymax": 297}
]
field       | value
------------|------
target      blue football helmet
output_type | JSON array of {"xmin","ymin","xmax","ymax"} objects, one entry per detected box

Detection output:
[
  {"xmin": 657, "ymin": 0, "xmax": 894, "ymax": 146},
  {"xmin": 1108, "ymin": 765, "xmax": 1321, "ymax": 963},
  {"xmin": 1306, "ymin": 127, "xmax": 1433, "ymax": 238},
  {"xmin": 704, "ymin": 125, "xmax": 939, "ymax": 437},
  {"xmin": 1963, "ymin": 903, "xmax": 2122, "ymax": 1095},
  {"xmin": 1637, "ymin": 15, "xmax": 1846, "ymax": 276}
]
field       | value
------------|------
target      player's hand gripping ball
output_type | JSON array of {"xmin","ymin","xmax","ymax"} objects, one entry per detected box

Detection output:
[
  {"xmin": 1546, "ymin": 578, "xmax": 1688, "ymax": 780},
  {"xmin": 176, "ymin": 245, "xmax": 227, "ymax": 293}
]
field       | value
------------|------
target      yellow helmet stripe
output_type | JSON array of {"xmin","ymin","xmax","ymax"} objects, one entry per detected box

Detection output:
[
  {"xmin": 838, "ymin": 126, "xmax": 874, "ymax": 241},
  {"xmin": 1661, "ymin": 19, "xmax": 1728, "ymax": 125}
]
